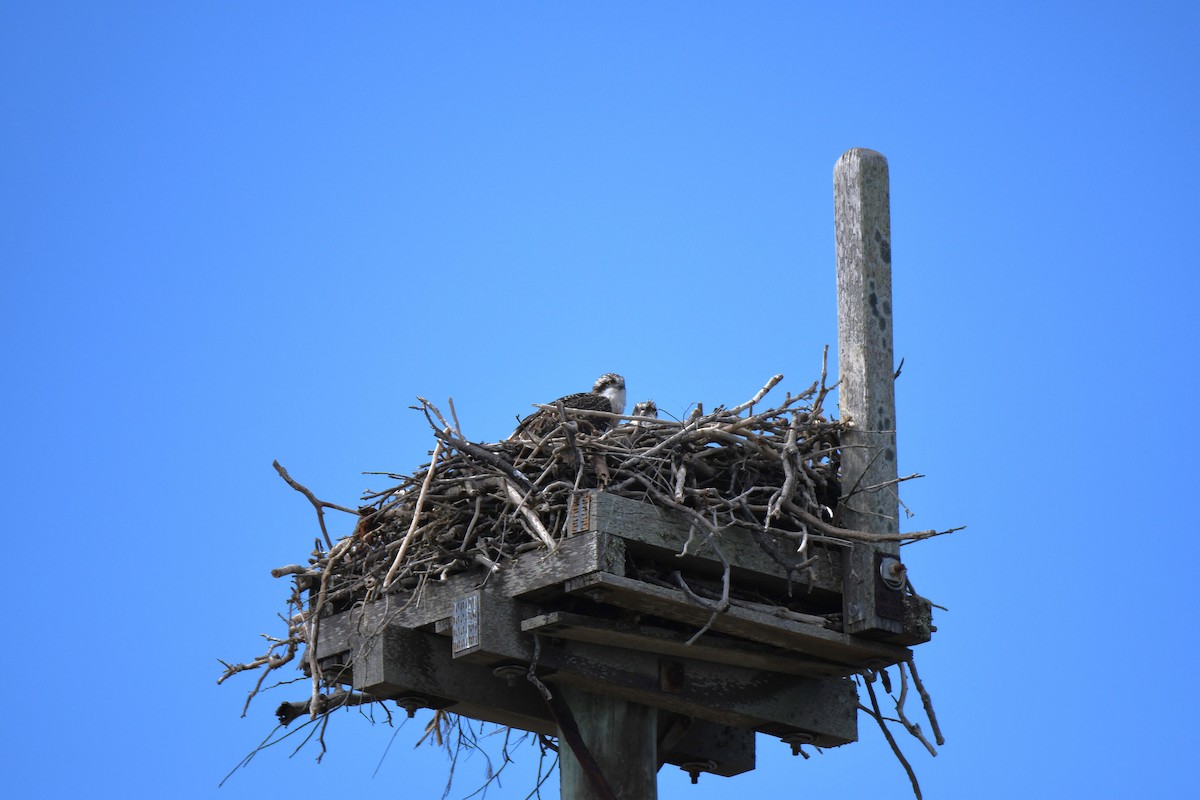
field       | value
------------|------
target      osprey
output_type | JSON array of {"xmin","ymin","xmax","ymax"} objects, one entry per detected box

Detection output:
[
  {"xmin": 631, "ymin": 399, "xmax": 657, "ymax": 420},
  {"xmin": 512, "ymin": 373, "xmax": 626, "ymax": 438}
]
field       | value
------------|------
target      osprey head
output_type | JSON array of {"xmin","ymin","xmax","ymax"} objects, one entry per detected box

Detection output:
[
  {"xmin": 593, "ymin": 373, "xmax": 626, "ymax": 416},
  {"xmin": 631, "ymin": 399, "xmax": 657, "ymax": 418}
]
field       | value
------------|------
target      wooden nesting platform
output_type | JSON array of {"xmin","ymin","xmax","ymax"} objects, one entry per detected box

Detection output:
[{"xmin": 311, "ymin": 490, "xmax": 933, "ymax": 777}]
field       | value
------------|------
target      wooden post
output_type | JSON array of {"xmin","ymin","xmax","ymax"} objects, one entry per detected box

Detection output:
[
  {"xmin": 834, "ymin": 148, "xmax": 903, "ymax": 636},
  {"xmin": 559, "ymin": 686, "xmax": 657, "ymax": 800}
]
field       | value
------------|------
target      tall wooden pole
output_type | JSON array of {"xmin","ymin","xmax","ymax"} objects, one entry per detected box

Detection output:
[
  {"xmin": 558, "ymin": 686, "xmax": 658, "ymax": 800},
  {"xmin": 834, "ymin": 148, "xmax": 904, "ymax": 636}
]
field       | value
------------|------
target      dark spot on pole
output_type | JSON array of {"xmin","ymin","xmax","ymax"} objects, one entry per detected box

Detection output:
[
  {"xmin": 884, "ymin": 448, "xmax": 895, "ymax": 463},
  {"xmin": 869, "ymin": 291, "xmax": 879, "ymax": 317}
]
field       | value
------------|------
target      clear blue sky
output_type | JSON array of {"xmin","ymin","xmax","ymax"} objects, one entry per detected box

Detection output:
[{"xmin": 2, "ymin": 3, "xmax": 1196, "ymax": 798}]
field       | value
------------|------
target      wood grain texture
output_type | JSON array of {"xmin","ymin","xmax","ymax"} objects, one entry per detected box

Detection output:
[{"xmin": 835, "ymin": 148, "xmax": 904, "ymax": 635}]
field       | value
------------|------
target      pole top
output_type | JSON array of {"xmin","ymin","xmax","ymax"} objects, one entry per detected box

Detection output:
[{"xmin": 836, "ymin": 148, "xmax": 888, "ymax": 168}]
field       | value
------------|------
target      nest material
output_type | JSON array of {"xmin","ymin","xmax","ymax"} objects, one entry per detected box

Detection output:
[
  {"xmin": 221, "ymin": 367, "xmax": 953, "ymax": 796},
  {"xmin": 221, "ymin": 373, "xmax": 848, "ymax": 701},
  {"xmin": 336, "ymin": 373, "xmax": 846, "ymax": 604},
  {"xmin": 230, "ymin": 367, "xmax": 957, "ymax": 692}
]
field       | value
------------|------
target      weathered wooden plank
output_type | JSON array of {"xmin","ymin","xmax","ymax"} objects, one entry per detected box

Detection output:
[
  {"xmin": 401, "ymin": 586, "xmax": 859, "ymax": 742},
  {"xmin": 835, "ymin": 147, "xmax": 905, "ymax": 637},
  {"xmin": 315, "ymin": 531, "xmax": 622, "ymax": 660},
  {"xmin": 565, "ymin": 571, "xmax": 909, "ymax": 671},
  {"xmin": 502, "ymin": 527, "xmax": 626, "ymax": 599},
  {"xmin": 572, "ymin": 490, "xmax": 843, "ymax": 598},
  {"xmin": 522, "ymin": 610, "xmax": 833, "ymax": 677},
  {"xmin": 346, "ymin": 614, "xmax": 857, "ymax": 745},
  {"xmin": 322, "ymin": 624, "xmax": 761, "ymax": 774},
  {"xmin": 543, "ymin": 660, "xmax": 858, "ymax": 748},
  {"xmin": 348, "ymin": 625, "xmax": 558, "ymax": 735},
  {"xmin": 444, "ymin": 586, "xmax": 530, "ymax": 666}
]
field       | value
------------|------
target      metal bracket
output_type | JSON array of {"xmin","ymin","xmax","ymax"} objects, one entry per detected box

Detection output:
[{"xmin": 874, "ymin": 552, "xmax": 905, "ymax": 622}]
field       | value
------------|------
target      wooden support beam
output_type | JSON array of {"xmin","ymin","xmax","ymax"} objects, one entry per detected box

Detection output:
[
  {"xmin": 314, "ymin": 530, "xmax": 624, "ymax": 660},
  {"xmin": 658, "ymin": 715, "xmax": 756, "ymax": 778},
  {"xmin": 437, "ymin": 585, "xmax": 859, "ymax": 740},
  {"xmin": 315, "ymin": 583, "xmax": 860, "ymax": 745},
  {"xmin": 349, "ymin": 625, "xmax": 557, "ymax": 735},
  {"xmin": 569, "ymin": 490, "xmax": 842, "ymax": 599},
  {"xmin": 320, "ymin": 623, "xmax": 758, "ymax": 776},
  {"xmin": 835, "ymin": 148, "xmax": 905, "ymax": 636},
  {"xmin": 565, "ymin": 571, "xmax": 908, "ymax": 671},
  {"xmin": 541, "ymin": 654, "xmax": 857, "ymax": 747},
  {"xmin": 521, "ymin": 610, "xmax": 834, "ymax": 677}
]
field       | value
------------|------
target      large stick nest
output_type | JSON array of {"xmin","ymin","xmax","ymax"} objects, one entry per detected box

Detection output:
[
  {"xmin": 224, "ymin": 367, "xmax": 957, "ymax": 690},
  {"xmin": 221, "ymin": 366, "xmax": 954, "ymax": 793},
  {"xmin": 330, "ymin": 371, "xmax": 851, "ymax": 607}
]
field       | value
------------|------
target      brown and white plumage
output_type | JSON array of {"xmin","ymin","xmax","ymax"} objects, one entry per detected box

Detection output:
[
  {"xmin": 630, "ymin": 399, "xmax": 657, "ymax": 423},
  {"xmin": 511, "ymin": 373, "xmax": 626, "ymax": 438}
]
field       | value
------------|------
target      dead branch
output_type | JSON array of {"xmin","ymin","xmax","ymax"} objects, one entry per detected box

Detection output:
[
  {"xmin": 275, "ymin": 690, "xmax": 379, "ymax": 726},
  {"xmin": 728, "ymin": 373, "xmax": 784, "ymax": 415},
  {"xmin": 863, "ymin": 672, "xmax": 923, "ymax": 800},
  {"xmin": 273, "ymin": 460, "xmax": 356, "ymax": 549},
  {"xmin": 906, "ymin": 655, "xmax": 945, "ymax": 746},
  {"xmin": 383, "ymin": 438, "xmax": 445, "ymax": 590},
  {"xmin": 896, "ymin": 661, "xmax": 938, "ymax": 757}
]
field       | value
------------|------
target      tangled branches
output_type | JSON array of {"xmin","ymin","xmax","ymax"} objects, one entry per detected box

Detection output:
[{"xmin": 220, "ymin": 366, "xmax": 956, "ymax": 794}]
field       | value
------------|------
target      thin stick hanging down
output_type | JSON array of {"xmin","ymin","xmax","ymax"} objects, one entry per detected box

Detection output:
[
  {"xmin": 896, "ymin": 661, "xmax": 938, "ymax": 757},
  {"xmin": 906, "ymin": 656, "xmax": 945, "ymax": 746},
  {"xmin": 863, "ymin": 673, "xmax": 923, "ymax": 800}
]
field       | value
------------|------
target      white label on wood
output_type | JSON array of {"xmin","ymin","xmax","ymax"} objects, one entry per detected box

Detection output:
[
  {"xmin": 567, "ymin": 491, "xmax": 593, "ymax": 535},
  {"xmin": 452, "ymin": 592, "xmax": 480, "ymax": 654}
]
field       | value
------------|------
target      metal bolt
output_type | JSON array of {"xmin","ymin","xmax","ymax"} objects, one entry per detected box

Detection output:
[
  {"xmin": 880, "ymin": 556, "xmax": 906, "ymax": 591},
  {"xmin": 492, "ymin": 664, "xmax": 526, "ymax": 688},
  {"xmin": 782, "ymin": 731, "xmax": 816, "ymax": 756},
  {"xmin": 680, "ymin": 760, "xmax": 715, "ymax": 784},
  {"xmin": 395, "ymin": 696, "xmax": 423, "ymax": 718}
]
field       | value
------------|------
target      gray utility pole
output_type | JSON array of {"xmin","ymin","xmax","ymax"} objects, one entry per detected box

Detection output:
[
  {"xmin": 558, "ymin": 687, "xmax": 657, "ymax": 799},
  {"xmin": 834, "ymin": 148, "xmax": 904, "ymax": 637}
]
